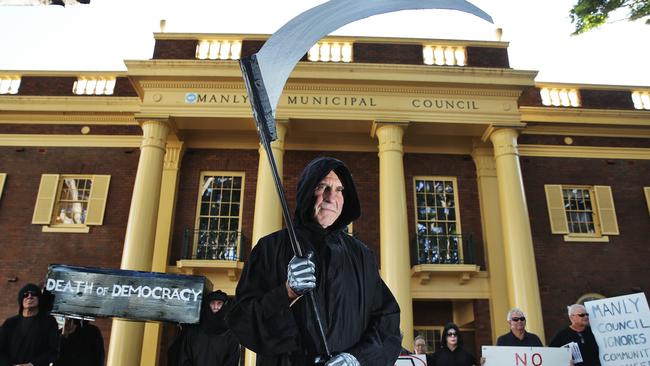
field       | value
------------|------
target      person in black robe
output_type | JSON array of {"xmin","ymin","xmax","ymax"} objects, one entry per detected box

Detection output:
[
  {"xmin": 179, "ymin": 290, "xmax": 240, "ymax": 366},
  {"xmin": 431, "ymin": 323, "xmax": 476, "ymax": 366},
  {"xmin": 227, "ymin": 156, "xmax": 402, "ymax": 366},
  {"xmin": 0, "ymin": 283, "xmax": 60, "ymax": 366},
  {"xmin": 53, "ymin": 318, "xmax": 104, "ymax": 366}
]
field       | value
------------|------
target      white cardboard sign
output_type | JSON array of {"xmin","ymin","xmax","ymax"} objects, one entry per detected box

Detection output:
[
  {"xmin": 482, "ymin": 346, "xmax": 570, "ymax": 366},
  {"xmin": 585, "ymin": 293, "xmax": 650, "ymax": 365}
]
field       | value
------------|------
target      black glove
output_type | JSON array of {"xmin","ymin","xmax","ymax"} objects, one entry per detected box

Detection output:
[
  {"xmin": 287, "ymin": 252, "xmax": 316, "ymax": 296},
  {"xmin": 325, "ymin": 353, "xmax": 360, "ymax": 366}
]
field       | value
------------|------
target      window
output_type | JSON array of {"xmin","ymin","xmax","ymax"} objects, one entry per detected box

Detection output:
[
  {"xmin": 32, "ymin": 174, "xmax": 111, "ymax": 233},
  {"xmin": 414, "ymin": 177, "xmax": 463, "ymax": 264},
  {"xmin": 544, "ymin": 185, "xmax": 619, "ymax": 241},
  {"xmin": 644, "ymin": 187, "xmax": 650, "ymax": 215},
  {"xmin": 192, "ymin": 172, "xmax": 244, "ymax": 261},
  {"xmin": 0, "ymin": 173, "xmax": 6, "ymax": 200},
  {"xmin": 414, "ymin": 326, "xmax": 444, "ymax": 353}
]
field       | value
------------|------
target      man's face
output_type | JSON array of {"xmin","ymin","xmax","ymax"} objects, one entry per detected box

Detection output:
[
  {"xmin": 508, "ymin": 311, "xmax": 527, "ymax": 332},
  {"xmin": 414, "ymin": 339, "xmax": 427, "ymax": 354},
  {"xmin": 22, "ymin": 290, "xmax": 39, "ymax": 311},
  {"xmin": 209, "ymin": 299, "xmax": 224, "ymax": 313},
  {"xmin": 569, "ymin": 305, "xmax": 590, "ymax": 327},
  {"xmin": 313, "ymin": 170, "xmax": 344, "ymax": 228}
]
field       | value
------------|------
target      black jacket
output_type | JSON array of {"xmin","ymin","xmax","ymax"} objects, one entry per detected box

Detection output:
[
  {"xmin": 227, "ymin": 157, "xmax": 402, "ymax": 366},
  {"xmin": 53, "ymin": 321, "xmax": 104, "ymax": 366}
]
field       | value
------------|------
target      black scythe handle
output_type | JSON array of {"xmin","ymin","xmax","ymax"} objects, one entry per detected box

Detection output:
[{"xmin": 240, "ymin": 55, "xmax": 332, "ymax": 360}]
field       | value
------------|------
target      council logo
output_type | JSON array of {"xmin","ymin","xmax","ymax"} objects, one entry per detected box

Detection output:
[{"xmin": 185, "ymin": 92, "xmax": 198, "ymax": 104}]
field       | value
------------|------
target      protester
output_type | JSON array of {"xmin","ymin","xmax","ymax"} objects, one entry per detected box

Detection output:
[
  {"xmin": 54, "ymin": 318, "xmax": 104, "ymax": 366},
  {"xmin": 496, "ymin": 308, "xmax": 543, "ymax": 346},
  {"xmin": 179, "ymin": 290, "xmax": 240, "ymax": 366},
  {"xmin": 0, "ymin": 283, "xmax": 60, "ymax": 366},
  {"xmin": 549, "ymin": 304, "xmax": 601, "ymax": 366},
  {"xmin": 227, "ymin": 156, "xmax": 402, "ymax": 366},
  {"xmin": 431, "ymin": 323, "xmax": 477, "ymax": 366},
  {"xmin": 413, "ymin": 335, "xmax": 434, "ymax": 365}
]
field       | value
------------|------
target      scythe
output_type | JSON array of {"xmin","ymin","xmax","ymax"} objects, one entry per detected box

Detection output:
[{"xmin": 240, "ymin": 0, "xmax": 493, "ymax": 359}]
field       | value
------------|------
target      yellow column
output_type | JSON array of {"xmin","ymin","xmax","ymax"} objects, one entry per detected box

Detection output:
[
  {"xmin": 487, "ymin": 127, "xmax": 545, "ymax": 340},
  {"xmin": 245, "ymin": 121, "xmax": 287, "ymax": 366},
  {"xmin": 471, "ymin": 142, "xmax": 510, "ymax": 342},
  {"xmin": 374, "ymin": 121, "xmax": 414, "ymax": 349},
  {"xmin": 141, "ymin": 141, "xmax": 184, "ymax": 366},
  {"xmin": 107, "ymin": 117, "xmax": 170, "ymax": 366}
]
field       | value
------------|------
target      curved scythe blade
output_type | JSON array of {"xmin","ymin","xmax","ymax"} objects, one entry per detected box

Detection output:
[{"xmin": 256, "ymin": 0, "xmax": 493, "ymax": 118}]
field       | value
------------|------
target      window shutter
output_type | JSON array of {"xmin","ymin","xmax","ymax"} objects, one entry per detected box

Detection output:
[
  {"xmin": 645, "ymin": 187, "xmax": 650, "ymax": 216},
  {"xmin": 85, "ymin": 175, "xmax": 110, "ymax": 225},
  {"xmin": 32, "ymin": 174, "xmax": 60, "ymax": 224},
  {"xmin": 544, "ymin": 184, "xmax": 569, "ymax": 234},
  {"xmin": 594, "ymin": 185, "xmax": 619, "ymax": 235},
  {"xmin": 0, "ymin": 173, "xmax": 6, "ymax": 200}
]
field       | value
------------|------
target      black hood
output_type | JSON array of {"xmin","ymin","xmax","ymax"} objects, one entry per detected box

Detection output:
[
  {"xmin": 201, "ymin": 290, "xmax": 229, "ymax": 334},
  {"xmin": 441, "ymin": 322, "xmax": 464, "ymax": 349},
  {"xmin": 294, "ymin": 157, "xmax": 360, "ymax": 232},
  {"xmin": 17, "ymin": 283, "xmax": 41, "ymax": 314}
]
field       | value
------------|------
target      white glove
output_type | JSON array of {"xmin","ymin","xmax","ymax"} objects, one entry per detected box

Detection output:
[
  {"xmin": 325, "ymin": 352, "xmax": 360, "ymax": 366},
  {"xmin": 287, "ymin": 253, "xmax": 316, "ymax": 296}
]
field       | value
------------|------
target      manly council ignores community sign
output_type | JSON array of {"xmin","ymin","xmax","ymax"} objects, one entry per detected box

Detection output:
[
  {"xmin": 585, "ymin": 293, "xmax": 650, "ymax": 366},
  {"xmin": 46, "ymin": 264, "xmax": 211, "ymax": 324}
]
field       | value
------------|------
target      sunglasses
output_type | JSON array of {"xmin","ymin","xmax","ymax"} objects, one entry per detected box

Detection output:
[
  {"xmin": 511, "ymin": 317, "xmax": 526, "ymax": 322},
  {"xmin": 573, "ymin": 313, "xmax": 589, "ymax": 317},
  {"xmin": 447, "ymin": 332, "xmax": 458, "ymax": 337},
  {"xmin": 23, "ymin": 291, "xmax": 38, "ymax": 298}
]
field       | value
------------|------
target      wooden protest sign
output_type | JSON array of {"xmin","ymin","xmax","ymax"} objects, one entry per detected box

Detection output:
[
  {"xmin": 394, "ymin": 354, "xmax": 427, "ymax": 366},
  {"xmin": 482, "ymin": 346, "xmax": 571, "ymax": 366},
  {"xmin": 46, "ymin": 264, "xmax": 211, "ymax": 324},
  {"xmin": 586, "ymin": 293, "xmax": 650, "ymax": 365}
]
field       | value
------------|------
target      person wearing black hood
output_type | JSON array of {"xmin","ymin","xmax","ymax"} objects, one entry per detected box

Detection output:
[
  {"xmin": 178, "ymin": 290, "xmax": 240, "ymax": 366},
  {"xmin": 431, "ymin": 323, "xmax": 476, "ymax": 366},
  {"xmin": 227, "ymin": 157, "xmax": 402, "ymax": 366},
  {"xmin": 0, "ymin": 283, "xmax": 60, "ymax": 366}
]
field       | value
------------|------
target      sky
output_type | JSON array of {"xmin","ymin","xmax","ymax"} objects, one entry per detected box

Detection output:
[{"xmin": 0, "ymin": 0, "xmax": 648, "ymax": 87}]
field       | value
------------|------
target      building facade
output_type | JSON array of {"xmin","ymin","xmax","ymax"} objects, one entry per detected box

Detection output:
[{"xmin": 0, "ymin": 32, "xmax": 649, "ymax": 365}]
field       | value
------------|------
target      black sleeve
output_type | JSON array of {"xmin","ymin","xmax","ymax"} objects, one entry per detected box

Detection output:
[
  {"xmin": 178, "ymin": 328, "xmax": 194, "ymax": 366},
  {"xmin": 32, "ymin": 316, "xmax": 60, "ymax": 366},
  {"xmin": 496, "ymin": 334, "xmax": 505, "ymax": 346},
  {"xmin": 548, "ymin": 329, "xmax": 566, "ymax": 347},
  {"xmin": 223, "ymin": 333, "xmax": 240, "ymax": 366},
  {"xmin": 91, "ymin": 326, "xmax": 105, "ymax": 366},
  {"xmin": 0, "ymin": 319, "xmax": 12, "ymax": 366},
  {"xmin": 346, "ymin": 254, "xmax": 402, "ymax": 366},
  {"xmin": 226, "ymin": 238, "xmax": 300, "ymax": 356}
]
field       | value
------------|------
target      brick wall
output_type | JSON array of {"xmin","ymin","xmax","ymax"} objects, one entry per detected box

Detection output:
[
  {"xmin": 0, "ymin": 146, "xmax": 140, "ymax": 354},
  {"xmin": 521, "ymin": 156, "xmax": 650, "ymax": 342}
]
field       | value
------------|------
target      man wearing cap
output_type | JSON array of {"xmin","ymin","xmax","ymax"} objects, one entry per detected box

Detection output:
[
  {"xmin": 227, "ymin": 156, "xmax": 402, "ymax": 366},
  {"xmin": 0, "ymin": 283, "xmax": 60, "ymax": 366},
  {"xmin": 179, "ymin": 290, "xmax": 240, "ymax": 366}
]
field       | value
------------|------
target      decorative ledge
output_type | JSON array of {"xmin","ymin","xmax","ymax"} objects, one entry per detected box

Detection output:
[
  {"xmin": 176, "ymin": 260, "xmax": 244, "ymax": 281},
  {"xmin": 411, "ymin": 264, "xmax": 481, "ymax": 285}
]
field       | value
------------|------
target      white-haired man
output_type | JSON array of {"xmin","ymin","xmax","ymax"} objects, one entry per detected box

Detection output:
[
  {"xmin": 496, "ymin": 308, "xmax": 543, "ymax": 346},
  {"xmin": 550, "ymin": 304, "xmax": 601, "ymax": 366}
]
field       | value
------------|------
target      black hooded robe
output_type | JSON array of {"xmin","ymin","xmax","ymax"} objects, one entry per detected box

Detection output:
[
  {"xmin": 0, "ymin": 284, "xmax": 60, "ymax": 366},
  {"xmin": 227, "ymin": 157, "xmax": 402, "ymax": 366},
  {"xmin": 178, "ymin": 291, "xmax": 240, "ymax": 366}
]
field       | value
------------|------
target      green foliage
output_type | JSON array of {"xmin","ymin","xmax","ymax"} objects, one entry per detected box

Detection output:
[{"xmin": 570, "ymin": 0, "xmax": 650, "ymax": 34}]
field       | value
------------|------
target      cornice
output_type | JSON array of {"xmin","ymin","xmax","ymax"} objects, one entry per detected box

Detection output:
[
  {"xmin": 523, "ymin": 125, "xmax": 650, "ymax": 138},
  {"xmin": 0, "ymin": 134, "xmax": 141, "ymax": 147},
  {"xmin": 0, "ymin": 112, "xmax": 138, "ymax": 125},
  {"xmin": 520, "ymin": 106, "xmax": 650, "ymax": 126},
  {"xmin": 0, "ymin": 96, "xmax": 141, "ymax": 113},
  {"xmin": 519, "ymin": 144, "xmax": 650, "ymax": 160}
]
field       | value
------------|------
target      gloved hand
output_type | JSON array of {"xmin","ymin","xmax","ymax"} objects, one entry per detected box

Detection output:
[
  {"xmin": 287, "ymin": 252, "xmax": 316, "ymax": 296},
  {"xmin": 324, "ymin": 353, "xmax": 360, "ymax": 366}
]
